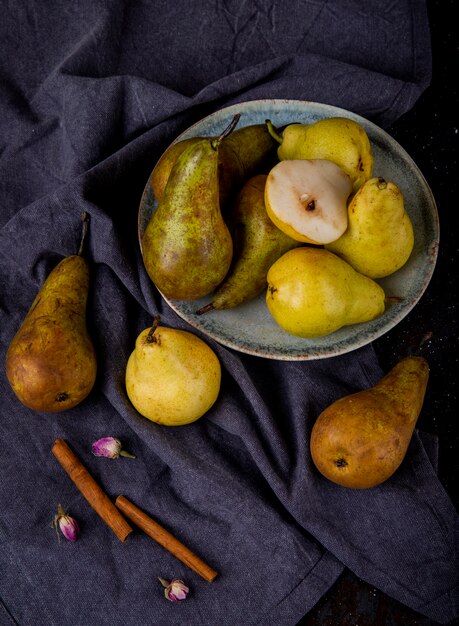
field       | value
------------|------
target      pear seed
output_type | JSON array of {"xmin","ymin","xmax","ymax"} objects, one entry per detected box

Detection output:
[{"xmin": 299, "ymin": 193, "xmax": 316, "ymax": 211}]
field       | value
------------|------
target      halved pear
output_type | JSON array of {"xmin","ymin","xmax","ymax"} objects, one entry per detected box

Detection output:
[{"xmin": 264, "ymin": 159, "xmax": 352, "ymax": 244}]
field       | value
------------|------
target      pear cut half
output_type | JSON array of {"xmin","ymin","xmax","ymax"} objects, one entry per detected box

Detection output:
[{"xmin": 265, "ymin": 159, "xmax": 352, "ymax": 244}]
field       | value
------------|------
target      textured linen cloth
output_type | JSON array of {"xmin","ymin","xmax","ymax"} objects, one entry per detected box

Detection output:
[{"xmin": 0, "ymin": 2, "xmax": 457, "ymax": 625}]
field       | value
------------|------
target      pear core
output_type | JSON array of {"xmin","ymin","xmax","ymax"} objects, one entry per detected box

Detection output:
[{"xmin": 264, "ymin": 159, "xmax": 352, "ymax": 244}]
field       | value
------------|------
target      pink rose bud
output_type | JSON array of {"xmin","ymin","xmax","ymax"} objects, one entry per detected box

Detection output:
[
  {"xmin": 52, "ymin": 504, "xmax": 80, "ymax": 542},
  {"xmin": 158, "ymin": 578, "xmax": 190, "ymax": 602},
  {"xmin": 91, "ymin": 437, "xmax": 136, "ymax": 459}
]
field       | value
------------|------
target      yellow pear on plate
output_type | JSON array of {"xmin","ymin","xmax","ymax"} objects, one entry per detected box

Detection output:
[
  {"xmin": 268, "ymin": 117, "xmax": 373, "ymax": 192},
  {"xmin": 326, "ymin": 177, "xmax": 414, "ymax": 278},
  {"xmin": 266, "ymin": 247, "xmax": 385, "ymax": 337}
]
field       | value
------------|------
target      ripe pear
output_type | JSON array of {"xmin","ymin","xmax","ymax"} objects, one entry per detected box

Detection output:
[
  {"xmin": 196, "ymin": 175, "xmax": 299, "ymax": 313},
  {"xmin": 326, "ymin": 177, "xmax": 414, "ymax": 278},
  {"xmin": 125, "ymin": 318, "xmax": 221, "ymax": 426},
  {"xmin": 310, "ymin": 356, "xmax": 429, "ymax": 488},
  {"xmin": 264, "ymin": 159, "xmax": 352, "ymax": 244},
  {"xmin": 150, "ymin": 121, "xmax": 276, "ymax": 209},
  {"xmin": 266, "ymin": 247, "xmax": 385, "ymax": 337},
  {"xmin": 267, "ymin": 117, "xmax": 373, "ymax": 192},
  {"xmin": 142, "ymin": 118, "xmax": 238, "ymax": 300},
  {"xmin": 5, "ymin": 213, "xmax": 97, "ymax": 412}
]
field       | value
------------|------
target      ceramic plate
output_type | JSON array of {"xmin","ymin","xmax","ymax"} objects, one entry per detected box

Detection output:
[{"xmin": 138, "ymin": 100, "xmax": 439, "ymax": 360}]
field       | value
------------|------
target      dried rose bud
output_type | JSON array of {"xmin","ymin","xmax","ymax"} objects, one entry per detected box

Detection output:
[
  {"xmin": 52, "ymin": 504, "xmax": 80, "ymax": 542},
  {"xmin": 158, "ymin": 578, "xmax": 189, "ymax": 602},
  {"xmin": 91, "ymin": 437, "xmax": 136, "ymax": 459}
]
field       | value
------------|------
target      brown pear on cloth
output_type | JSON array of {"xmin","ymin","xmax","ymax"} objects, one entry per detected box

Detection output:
[
  {"xmin": 310, "ymin": 356, "xmax": 429, "ymax": 488},
  {"xmin": 6, "ymin": 213, "xmax": 97, "ymax": 412}
]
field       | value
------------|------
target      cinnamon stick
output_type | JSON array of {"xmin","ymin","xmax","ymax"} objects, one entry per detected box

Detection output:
[
  {"xmin": 115, "ymin": 495, "xmax": 218, "ymax": 582},
  {"xmin": 52, "ymin": 439, "xmax": 133, "ymax": 542}
]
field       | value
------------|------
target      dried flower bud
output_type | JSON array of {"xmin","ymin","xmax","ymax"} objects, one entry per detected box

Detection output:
[
  {"xmin": 158, "ymin": 578, "xmax": 189, "ymax": 602},
  {"xmin": 91, "ymin": 437, "xmax": 136, "ymax": 459},
  {"xmin": 52, "ymin": 504, "xmax": 80, "ymax": 542}
]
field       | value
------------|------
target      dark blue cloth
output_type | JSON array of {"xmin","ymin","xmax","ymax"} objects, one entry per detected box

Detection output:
[{"xmin": 1, "ymin": 1, "xmax": 457, "ymax": 625}]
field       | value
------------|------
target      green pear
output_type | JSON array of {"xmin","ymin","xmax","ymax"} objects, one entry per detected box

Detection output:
[
  {"xmin": 267, "ymin": 117, "xmax": 373, "ymax": 192},
  {"xmin": 266, "ymin": 247, "xmax": 385, "ymax": 337},
  {"xmin": 142, "ymin": 119, "xmax": 238, "ymax": 301},
  {"xmin": 310, "ymin": 356, "xmax": 429, "ymax": 488},
  {"xmin": 150, "ymin": 121, "xmax": 277, "ymax": 209},
  {"xmin": 5, "ymin": 213, "xmax": 97, "ymax": 412},
  {"xmin": 326, "ymin": 177, "xmax": 414, "ymax": 278},
  {"xmin": 125, "ymin": 317, "xmax": 221, "ymax": 426},
  {"xmin": 197, "ymin": 175, "xmax": 299, "ymax": 313}
]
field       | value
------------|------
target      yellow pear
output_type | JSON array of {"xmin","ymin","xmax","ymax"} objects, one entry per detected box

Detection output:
[
  {"xmin": 264, "ymin": 159, "xmax": 352, "ymax": 244},
  {"xmin": 266, "ymin": 247, "xmax": 385, "ymax": 337},
  {"xmin": 125, "ymin": 318, "xmax": 221, "ymax": 426},
  {"xmin": 310, "ymin": 356, "xmax": 429, "ymax": 488},
  {"xmin": 267, "ymin": 117, "xmax": 373, "ymax": 192},
  {"xmin": 326, "ymin": 177, "xmax": 414, "ymax": 278}
]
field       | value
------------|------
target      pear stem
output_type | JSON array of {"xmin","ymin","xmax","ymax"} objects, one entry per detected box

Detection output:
[
  {"xmin": 78, "ymin": 212, "xmax": 90, "ymax": 256},
  {"xmin": 146, "ymin": 315, "xmax": 161, "ymax": 343},
  {"xmin": 210, "ymin": 113, "xmax": 241, "ymax": 151},
  {"xmin": 196, "ymin": 302, "xmax": 215, "ymax": 315},
  {"xmin": 265, "ymin": 119, "xmax": 283, "ymax": 144},
  {"xmin": 385, "ymin": 296, "xmax": 403, "ymax": 303}
]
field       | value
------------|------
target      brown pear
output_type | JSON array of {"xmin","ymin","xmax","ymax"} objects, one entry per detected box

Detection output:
[
  {"xmin": 5, "ymin": 213, "xmax": 97, "ymax": 412},
  {"xmin": 310, "ymin": 356, "xmax": 429, "ymax": 488}
]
